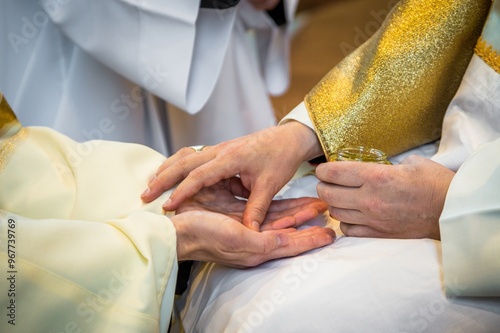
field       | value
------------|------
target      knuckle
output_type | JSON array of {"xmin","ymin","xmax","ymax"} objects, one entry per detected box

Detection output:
[
  {"xmin": 316, "ymin": 164, "xmax": 335, "ymax": 181},
  {"xmin": 175, "ymin": 156, "xmax": 189, "ymax": 171},
  {"xmin": 316, "ymin": 183, "xmax": 333, "ymax": 202},
  {"xmin": 179, "ymin": 147, "xmax": 194, "ymax": 155},
  {"xmin": 187, "ymin": 167, "xmax": 205, "ymax": 180}
]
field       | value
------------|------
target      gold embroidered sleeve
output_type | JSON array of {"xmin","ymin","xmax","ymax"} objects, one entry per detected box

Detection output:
[
  {"xmin": 305, "ymin": 0, "xmax": 490, "ymax": 160},
  {"xmin": 1, "ymin": 93, "xmax": 26, "ymax": 173}
]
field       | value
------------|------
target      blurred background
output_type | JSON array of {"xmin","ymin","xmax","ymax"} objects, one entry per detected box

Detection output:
[{"xmin": 272, "ymin": 0, "xmax": 395, "ymax": 120}]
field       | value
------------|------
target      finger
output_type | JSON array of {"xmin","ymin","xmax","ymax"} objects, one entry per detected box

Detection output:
[
  {"xmin": 261, "ymin": 202, "xmax": 327, "ymax": 231},
  {"xmin": 155, "ymin": 147, "xmax": 197, "ymax": 174},
  {"xmin": 242, "ymin": 183, "xmax": 278, "ymax": 231},
  {"xmin": 141, "ymin": 150, "xmax": 215, "ymax": 203},
  {"xmin": 220, "ymin": 227, "xmax": 335, "ymax": 267},
  {"xmin": 316, "ymin": 161, "xmax": 382, "ymax": 187},
  {"xmin": 226, "ymin": 177, "xmax": 251, "ymax": 199},
  {"xmin": 231, "ymin": 227, "xmax": 335, "ymax": 267},
  {"xmin": 264, "ymin": 197, "xmax": 326, "ymax": 221},
  {"xmin": 339, "ymin": 222, "xmax": 390, "ymax": 238},
  {"xmin": 327, "ymin": 206, "xmax": 366, "ymax": 225},
  {"xmin": 261, "ymin": 216, "xmax": 297, "ymax": 231},
  {"xmin": 262, "ymin": 227, "xmax": 336, "ymax": 261},
  {"xmin": 266, "ymin": 197, "xmax": 323, "ymax": 213},
  {"xmin": 223, "ymin": 228, "xmax": 292, "ymax": 259},
  {"xmin": 157, "ymin": 146, "xmax": 211, "ymax": 174},
  {"xmin": 163, "ymin": 160, "xmax": 241, "ymax": 211},
  {"xmin": 316, "ymin": 181, "xmax": 362, "ymax": 210}
]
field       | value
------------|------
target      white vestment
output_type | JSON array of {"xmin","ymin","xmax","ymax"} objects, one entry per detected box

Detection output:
[
  {"xmin": 0, "ymin": 0, "xmax": 296, "ymax": 155},
  {"xmin": 175, "ymin": 2, "xmax": 500, "ymax": 331}
]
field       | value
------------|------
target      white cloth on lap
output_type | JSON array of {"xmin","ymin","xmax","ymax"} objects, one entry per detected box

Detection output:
[{"xmin": 174, "ymin": 173, "xmax": 500, "ymax": 333}]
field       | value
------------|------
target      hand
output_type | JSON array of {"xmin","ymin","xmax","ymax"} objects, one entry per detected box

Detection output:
[
  {"xmin": 248, "ymin": 0, "xmax": 281, "ymax": 10},
  {"xmin": 315, "ymin": 155, "xmax": 455, "ymax": 240},
  {"xmin": 142, "ymin": 121, "xmax": 323, "ymax": 230},
  {"xmin": 171, "ymin": 212, "xmax": 335, "ymax": 268},
  {"xmin": 176, "ymin": 178, "xmax": 329, "ymax": 231}
]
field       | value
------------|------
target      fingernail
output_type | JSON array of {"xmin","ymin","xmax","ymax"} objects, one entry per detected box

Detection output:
[
  {"xmin": 252, "ymin": 221, "xmax": 260, "ymax": 231},
  {"xmin": 141, "ymin": 187, "xmax": 150, "ymax": 197},
  {"xmin": 162, "ymin": 198, "xmax": 172, "ymax": 209}
]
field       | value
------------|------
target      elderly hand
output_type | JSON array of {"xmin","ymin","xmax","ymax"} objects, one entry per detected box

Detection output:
[
  {"xmin": 315, "ymin": 155, "xmax": 455, "ymax": 240},
  {"xmin": 176, "ymin": 178, "xmax": 329, "ymax": 230},
  {"xmin": 171, "ymin": 211, "xmax": 335, "ymax": 267},
  {"xmin": 172, "ymin": 179, "xmax": 335, "ymax": 267},
  {"xmin": 142, "ymin": 121, "xmax": 323, "ymax": 230}
]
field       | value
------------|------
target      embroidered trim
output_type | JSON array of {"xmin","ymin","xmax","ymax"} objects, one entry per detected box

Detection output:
[
  {"xmin": 475, "ymin": 36, "xmax": 500, "ymax": 75},
  {"xmin": 0, "ymin": 128, "xmax": 28, "ymax": 173},
  {"xmin": 0, "ymin": 94, "xmax": 19, "ymax": 136}
]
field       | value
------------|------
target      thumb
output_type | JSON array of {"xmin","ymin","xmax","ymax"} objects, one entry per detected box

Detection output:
[{"xmin": 243, "ymin": 185, "xmax": 276, "ymax": 231}]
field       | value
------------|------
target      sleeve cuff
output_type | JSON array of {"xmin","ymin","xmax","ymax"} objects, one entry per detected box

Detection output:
[{"xmin": 279, "ymin": 101, "xmax": 315, "ymax": 131}]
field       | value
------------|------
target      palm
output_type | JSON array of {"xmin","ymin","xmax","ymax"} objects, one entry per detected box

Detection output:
[
  {"xmin": 176, "ymin": 179, "xmax": 328, "ymax": 230},
  {"xmin": 177, "ymin": 179, "xmax": 247, "ymax": 221}
]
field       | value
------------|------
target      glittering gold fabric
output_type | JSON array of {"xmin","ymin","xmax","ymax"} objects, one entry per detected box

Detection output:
[
  {"xmin": 0, "ymin": 93, "xmax": 20, "ymax": 137},
  {"xmin": 305, "ymin": 0, "xmax": 490, "ymax": 160},
  {"xmin": 475, "ymin": 37, "xmax": 500, "ymax": 74},
  {"xmin": 1, "ymin": 92, "xmax": 26, "ymax": 172}
]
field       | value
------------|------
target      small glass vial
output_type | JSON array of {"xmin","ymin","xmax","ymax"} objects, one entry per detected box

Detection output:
[{"xmin": 334, "ymin": 146, "xmax": 392, "ymax": 164}]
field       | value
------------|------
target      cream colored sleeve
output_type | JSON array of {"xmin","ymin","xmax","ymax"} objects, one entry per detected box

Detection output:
[
  {"xmin": 0, "ymin": 210, "xmax": 177, "ymax": 332},
  {"xmin": 440, "ymin": 138, "xmax": 500, "ymax": 297},
  {"xmin": 0, "ymin": 110, "xmax": 179, "ymax": 331}
]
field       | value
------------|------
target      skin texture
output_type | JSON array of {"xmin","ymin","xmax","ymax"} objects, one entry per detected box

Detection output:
[
  {"xmin": 171, "ymin": 179, "xmax": 335, "ymax": 267},
  {"xmin": 315, "ymin": 155, "xmax": 455, "ymax": 240},
  {"xmin": 142, "ymin": 121, "xmax": 323, "ymax": 231},
  {"xmin": 140, "ymin": 120, "xmax": 455, "ymax": 240}
]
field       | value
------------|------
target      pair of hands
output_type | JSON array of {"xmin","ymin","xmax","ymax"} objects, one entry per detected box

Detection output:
[
  {"xmin": 143, "ymin": 122, "xmax": 328, "ymax": 268},
  {"xmin": 143, "ymin": 121, "xmax": 322, "ymax": 230},
  {"xmin": 171, "ymin": 178, "xmax": 334, "ymax": 267},
  {"xmin": 142, "ymin": 121, "xmax": 456, "ymax": 267}
]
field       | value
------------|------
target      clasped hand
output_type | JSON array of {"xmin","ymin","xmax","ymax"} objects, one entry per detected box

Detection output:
[
  {"xmin": 142, "ymin": 122, "xmax": 322, "ymax": 231},
  {"xmin": 140, "ymin": 119, "xmax": 454, "ymax": 245},
  {"xmin": 315, "ymin": 155, "xmax": 455, "ymax": 240},
  {"xmin": 170, "ymin": 178, "xmax": 335, "ymax": 268}
]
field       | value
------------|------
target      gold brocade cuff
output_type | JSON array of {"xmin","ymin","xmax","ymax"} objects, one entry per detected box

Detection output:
[
  {"xmin": 475, "ymin": 36, "xmax": 500, "ymax": 75},
  {"xmin": 305, "ymin": 0, "xmax": 490, "ymax": 161}
]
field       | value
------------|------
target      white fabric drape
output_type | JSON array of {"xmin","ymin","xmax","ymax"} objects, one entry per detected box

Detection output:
[{"xmin": 0, "ymin": 0, "xmax": 297, "ymax": 155}]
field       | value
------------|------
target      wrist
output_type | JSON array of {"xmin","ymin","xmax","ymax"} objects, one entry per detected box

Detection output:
[
  {"xmin": 171, "ymin": 215, "xmax": 188, "ymax": 262},
  {"xmin": 280, "ymin": 121, "xmax": 323, "ymax": 161}
]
